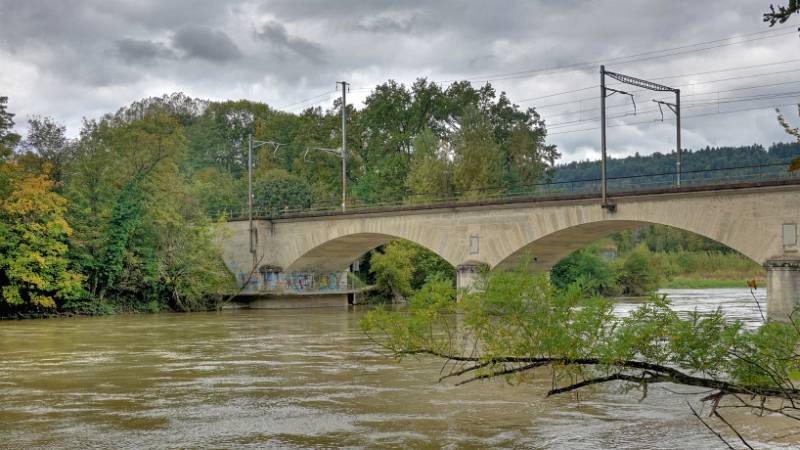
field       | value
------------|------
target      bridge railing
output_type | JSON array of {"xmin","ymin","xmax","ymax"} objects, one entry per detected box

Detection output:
[{"xmin": 214, "ymin": 162, "xmax": 800, "ymax": 219}]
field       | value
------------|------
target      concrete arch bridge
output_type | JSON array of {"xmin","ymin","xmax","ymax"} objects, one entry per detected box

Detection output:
[{"xmin": 218, "ymin": 180, "xmax": 800, "ymax": 320}]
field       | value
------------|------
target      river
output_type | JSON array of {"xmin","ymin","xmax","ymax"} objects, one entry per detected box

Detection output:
[{"xmin": 0, "ymin": 288, "xmax": 795, "ymax": 449}]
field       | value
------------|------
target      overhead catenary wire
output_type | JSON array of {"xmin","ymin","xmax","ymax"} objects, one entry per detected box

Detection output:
[
  {"xmin": 434, "ymin": 25, "xmax": 798, "ymax": 85},
  {"xmin": 546, "ymin": 90, "xmax": 800, "ymax": 129},
  {"xmin": 292, "ymin": 26, "xmax": 800, "ymax": 109},
  {"xmin": 544, "ymin": 79, "xmax": 800, "ymax": 121},
  {"xmin": 534, "ymin": 67, "xmax": 800, "ymax": 110},
  {"xmin": 547, "ymin": 101, "xmax": 800, "ymax": 135},
  {"xmin": 277, "ymin": 89, "xmax": 338, "ymax": 111}
]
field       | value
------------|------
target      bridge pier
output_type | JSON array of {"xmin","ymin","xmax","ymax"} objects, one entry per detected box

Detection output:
[
  {"xmin": 765, "ymin": 257, "xmax": 800, "ymax": 322},
  {"xmin": 456, "ymin": 263, "xmax": 486, "ymax": 295}
]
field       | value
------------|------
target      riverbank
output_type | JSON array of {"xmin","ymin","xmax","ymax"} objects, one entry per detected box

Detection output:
[{"xmin": 660, "ymin": 277, "xmax": 765, "ymax": 289}]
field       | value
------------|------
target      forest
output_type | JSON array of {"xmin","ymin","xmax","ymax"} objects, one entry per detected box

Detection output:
[{"xmin": 0, "ymin": 79, "xmax": 797, "ymax": 316}]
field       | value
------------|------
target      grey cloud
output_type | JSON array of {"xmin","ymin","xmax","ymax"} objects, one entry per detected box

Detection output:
[
  {"xmin": 172, "ymin": 26, "xmax": 242, "ymax": 62},
  {"xmin": 354, "ymin": 13, "xmax": 429, "ymax": 33},
  {"xmin": 0, "ymin": 0, "xmax": 795, "ymax": 162},
  {"xmin": 256, "ymin": 21, "xmax": 326, "ymax": 63},
  {"xmin": 115, "ymin": 38, "xmax": 176, "ymax": 63}
]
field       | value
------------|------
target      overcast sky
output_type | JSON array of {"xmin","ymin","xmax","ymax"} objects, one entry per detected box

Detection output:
[{"xmin": 1, "ymin": 0, "xmax": 798, "ymax": 163}]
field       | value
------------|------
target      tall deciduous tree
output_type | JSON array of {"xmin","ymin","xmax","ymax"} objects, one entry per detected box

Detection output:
[
  {"xmin": 0, "ymin": 167, "xmax": 83, "ymax": 310},
  {"xmin": 0, "ymin": 96, "xmax": 21, "ymax": 159},
  {"xmin": 405, "ymin": 128, "xmax": 451, "ymax": 203},
  {"xmin": 252, "ymin": 169, "xmax": 312, "ymax": 215},
  {"xmin": 22, "ymin": 116, "xmax": 74, "ymax": 183},
  {"xmin": 452, "ymin": 107, "xmax": 504, "ymax": 200}
]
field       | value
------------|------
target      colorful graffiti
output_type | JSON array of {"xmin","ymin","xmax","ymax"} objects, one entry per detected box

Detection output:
[{"xmin": 240, "ymin": 269, "xmax": 350, "ymax": 293}]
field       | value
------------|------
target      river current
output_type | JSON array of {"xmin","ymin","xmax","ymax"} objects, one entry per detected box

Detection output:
[{"xmin": 1, "ymin": 288, "xmax": 796, "ymax": 449}]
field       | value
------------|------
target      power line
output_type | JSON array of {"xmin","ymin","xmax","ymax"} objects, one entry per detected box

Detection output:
[
  {"xmin": 534, "ymin": 67, "xmax": 800, "ymax": 112},
  {"xmin": 276, "ymin": 90, "xmax": 337, "ymax": 110},
  {"xmin": 544, "ymin": 79, "xmax": 800, "ymax": 121},
  {"xmin": 547, "ymin": 102, "xmax": 800, "ymax": 135},
  {"xmin": 436, "ymin": 25, "xmax": 798, "ymax": 85},
  {"xmin": 520, "ymin": 59, "xmax": 800, "ymax": 105},
  {"xmin": 547, "ymin": 90, "xmax": 800, "ymax": 129}
]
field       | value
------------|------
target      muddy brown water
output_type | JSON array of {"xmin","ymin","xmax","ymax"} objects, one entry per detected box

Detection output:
[{"xmin": 1, "ymin": 288, "xmax": 797, "ymax": 449}]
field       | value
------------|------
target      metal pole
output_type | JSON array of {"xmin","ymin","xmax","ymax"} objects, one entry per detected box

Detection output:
[
  {"xmin": 600, "ymin": 65, "xmax": 607, "ymax": 204},
  {"xmin": 339, "ymin": 81, "xmax": 348, "ymax": 211},
  {"xmin": 248, "ymin": 133, "xmax": 255, "ymax": 268},
  {"xmin": 675, "ymin": 89, "xmax": 681, "ymax": 187}
]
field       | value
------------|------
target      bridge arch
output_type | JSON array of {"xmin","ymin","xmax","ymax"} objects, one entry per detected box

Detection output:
[
  {"xmin": 492, "ymin": 218, "xmax": 764, "ymax": 272},
  {"xmin": 284, "ymin": 232, "xmax": 457, "ymax": 272}
]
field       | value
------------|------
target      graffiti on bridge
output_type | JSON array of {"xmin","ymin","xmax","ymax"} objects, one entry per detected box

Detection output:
[{"xmin": 238, "ymin": 268, "xmax": 350, "ymax": 293}]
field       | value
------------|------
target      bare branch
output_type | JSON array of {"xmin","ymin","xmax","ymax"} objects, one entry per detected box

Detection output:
[
  {"xmin": 712, "ymin": 410, "xmax": 754, "ymax": 450},
  {"xmin": 687, "ymin": 402, "xmax": 736, "ymax": 450}
]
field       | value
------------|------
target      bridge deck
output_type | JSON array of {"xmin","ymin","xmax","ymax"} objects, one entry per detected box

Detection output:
[{"xmin": 232, "ymin": 177, "xmax": 800, "ymax": 222}]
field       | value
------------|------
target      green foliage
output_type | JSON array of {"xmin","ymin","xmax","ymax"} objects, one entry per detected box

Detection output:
[
  {"xmin": 405, "ymin": 128, "xmax": 451, "ymax": 203},
  {"xmin": 553, "ymin": 229, "xmax": 764, "ymax": 295},
  {"xmin": 370, "ymin": 241, "xmax": 417, "ymax": 301},
  {"xmin": 554, "ymin": 142, "xmax": 800, "ymax": 184},
  {"xmin": 452, "ymin": 107, "xmax": 504, "ymax": 200},
  {"xmin": 0, "ymin": 168, "xmax": 83, "ymax": 311},
  {"xmin": 617, "ymin": 245, "xmax": 660, "ymax": 296},
  {"xmin": 362, "ymin": 266, "xmax": 800, "ymax": 403},
  {"xmin": 0, "ymin": 96, "xmax": 20, "ymax": 159},
  {"xmin": 550, "ymin": 247, "xmax": 619, "ymax": 296},
  {"xmin": 410, "ymin": 244, "xmax": 456, "ymax": 290},
  {"xmin": 776, "ymin": 105, "xmax": 800, "ymax": 172},
  {"xmin": 252, "ymin": 169, "xmax": 312, "ymax": 215},
  {"xmin": 368, "ymin": 240, "xmax": 455, "ymax": 301},
  {"xmin": 189, "ymin": 167, "xmax": 242, "ymax": 217}
]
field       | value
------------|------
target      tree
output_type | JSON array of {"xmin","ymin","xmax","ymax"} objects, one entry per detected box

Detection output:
[
  {"xmin": 252, "ymin": 169, "xmax": 312, "ymax": 216},
  {"xmin": 22, "ymin": 116, "xmax": 74, "ymax": 183},
  {"xmin": 550, "ymin": 248, "xmax": 619, "ymax": 296},
  {"xmin": 362, "ymin": 267, "xmax": 800, "ymax": 448},
  {"xmin": 776, "ymin": 105, "xmax": 800, "ymax": 171},
  {"xmin": 65, "ymin": 108, "xmax": 189, "ymax": 303},
  {"xmin": 370, "ymin": 241, "xmax": 417, "ymax": 302},
  {"xmin": 405, "ymin": 128, "xmax": 451, "ymax": 203},
  {"xmin": 0, "ymin": 167, "xmax": 83, "ymax": 311},
  {"xmin": 452, "ymin": 107, "xmax": 504, "ymax": 200},
  {"xmin": 189, "ymin": 167, "xmax": 242, "ymax": 217},
  {"xmin": 617, "ymin": 245, "xmax": 660, "ymax": 295},
  {"xmin": 764, "ymin": 1, "xmax": 800, "ymax": 27},
  {"xmin": 0, "ymin": 96, "xmax": 21, "ymax": 159}
]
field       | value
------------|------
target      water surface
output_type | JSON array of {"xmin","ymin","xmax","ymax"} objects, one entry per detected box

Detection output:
[{"xmin": 0, "ymin": 288, "xmax": 795, "ymax": 449}]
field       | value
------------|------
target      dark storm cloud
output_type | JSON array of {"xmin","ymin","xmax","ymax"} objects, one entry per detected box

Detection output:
[
  {"xmin": 256, "ymin": 21, "xmax": 326, "ymax": 63},
  {"xmin": 172, "ymin": 26, "xmax": 242, "ymax": 62},
  {"xmin": 0, "ymin": 0, "xmax": 796, "ymax": 161}
]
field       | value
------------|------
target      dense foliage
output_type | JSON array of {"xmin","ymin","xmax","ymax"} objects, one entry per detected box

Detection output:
[
  {"xmin": 0, "ymin": 79, "xmax": 557, "ymax": 315},
  {"xmin": 0, "ymin": 168, "xmax": 83, "ymax": 311},
  {"xmin": 553, "ymin": 142, "xmax": 800, "ymax": 183},
  {"xmin": 367, "ymin": 240, "xmax": 456, "ymax": 302}
]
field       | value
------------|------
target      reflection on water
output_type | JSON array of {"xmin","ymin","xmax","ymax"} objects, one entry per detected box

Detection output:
[{"xmin": 0, "ymin": 289, "xmax": 792, "ymax": 449}]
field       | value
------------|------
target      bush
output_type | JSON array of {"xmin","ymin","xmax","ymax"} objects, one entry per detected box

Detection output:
[
  {"xmin": 617, "ymin": 246, "xmax": 660, "ymax": 296},
  {"xmin": 551, "ymin": 248, "xmax": 618, "ymax": 296}
]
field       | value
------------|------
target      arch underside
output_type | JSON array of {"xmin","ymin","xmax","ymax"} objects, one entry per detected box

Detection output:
[
  {"xmin": 285, "ymin": 233, "xmax": 453, "ymax": 273},
  {"xmin": 494, "ymin": 219, "xmax": 760, "ymax": 272},
  {"xmin": 284, "ymin": 218, "xmax": 763, "ymax": 275}
]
